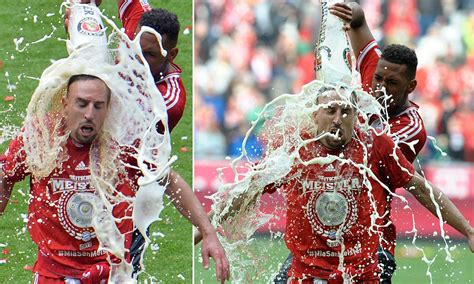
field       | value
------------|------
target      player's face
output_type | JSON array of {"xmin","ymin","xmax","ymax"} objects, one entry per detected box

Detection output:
[
  {"xmin": 64, "ymin": 79, "xmax": 109, "ymax": 144},
  {"xmin": 314, "ymin": 92, "xmax": 356, "ymax": 150},
  {"xmin": 371, "ymin": 59, "xmax": 416, "ymax": 115},
  {"xmin": 139, "ymin": 31, "xmax": 171, "ymax": 82}
]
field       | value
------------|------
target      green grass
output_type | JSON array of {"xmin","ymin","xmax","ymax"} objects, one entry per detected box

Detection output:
[
  {"xmin": 0, "ymin": 0, "xmax": 192, "ymax": 282},
  {"xmin": 195, "ymin": 236, "xmax": 474, "ymax": 283}
]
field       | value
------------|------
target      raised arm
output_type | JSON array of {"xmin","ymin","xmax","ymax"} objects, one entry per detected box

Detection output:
[
  {"xmin": 404, "ymin": 172, "xmax": 474, "ymax": 252},
  {"xmin": 329, "ymin": 1, "xmax": 374, "ymax": 58},
  {"xmin": 165, "ymin": 169, "xmax": 230, "ymax": 283}
]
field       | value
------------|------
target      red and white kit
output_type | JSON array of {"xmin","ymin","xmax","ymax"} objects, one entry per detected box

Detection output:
[
  {"xmin": 357, "ymin": 40, "xmax": 427, "ymax": 255},
  {"xmin": 2, "ymin": 136, "xmax": 138, "ymax": 279},
  {"xmin": 118, "ymin": 0, "xmax": 186, "ymax": 131},
  {"xmin": 266, "ymin": 130, "xmax": 414, "ymax": 281}
]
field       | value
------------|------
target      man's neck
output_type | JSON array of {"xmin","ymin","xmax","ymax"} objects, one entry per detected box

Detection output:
[
  {"xmin": 388, "ymin": 101, "xmax": 411, "ymax": 117},
  {"xmin": 69, "ymin": 137, "xmax": 91, "ymax": 148}
]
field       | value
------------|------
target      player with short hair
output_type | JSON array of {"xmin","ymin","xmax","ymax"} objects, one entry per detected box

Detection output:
[
  {"xmin": 1, "ymin": 75, "xmax": 135, "ymax": 283},
  {"xmin": 275, "ymin": 3, "xmax": 428, "ymax": 282},
  {"xmin": 220, "ymin": 87, "xmax": 473, "ymax": 283},
  {"xmin": 67, "ymin": 0, "xmax": 186, "ymax": 131},
  {"xmin": 329, "ymin": 3, "xmax": 427, "ymax": 282},
  {"xmin": 0, "ymin": 74, "xmax": 229, "ymax": 283},
  {"xmin": 118, "ymin": 0, "xmax": 186, "ymax": 132}
]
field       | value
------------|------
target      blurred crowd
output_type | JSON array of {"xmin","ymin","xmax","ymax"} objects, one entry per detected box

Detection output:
[{"xmin": 194, "ymin": 0, "xmax": 474, "ymax": 163}]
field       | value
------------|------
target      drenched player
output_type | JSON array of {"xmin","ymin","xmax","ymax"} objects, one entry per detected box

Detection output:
[
  {"xmin": 0, "ymin": 75, "xmax": 229, "ymax": 283},
  {"xmin": 215, "ymin": 86, "xmax": 473, "ymax": 283},
  {"xmin": 329, "ymin": 2, "xmax": 426, "ymax": 282},
  {"xmin": 275, "ymin": 2, "xmax": 428, "ymax": 283},
  {"xmin": 66, "ymin": 0, "xmax": 203, "ymax": 279},
  {"xmin": 67, "ymin": 0, "xmax": 186, "ymax": 131},
  {"xmin": 117, "ymin": 0, "xmax": 186, "ymax": 131}
]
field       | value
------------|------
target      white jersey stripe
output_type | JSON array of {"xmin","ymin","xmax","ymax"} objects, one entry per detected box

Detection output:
[
  {"xmin": 166, "ymin": 80, "xmax": 181, "ymax": 109},
  {"xmin": 389, "ymin": 109, "xmax": 423, "ymax": 142},
  {"xmin": 119, "ymin": 0, "xmax": 133, "ymax": 20},
  {"xmin": 162, "ymin": 77, "xmax": 173, "ymax": 99},
  {"xmin": 400, "ymin": 110, "xmax": 423, "ymax": 142},
  {"xmin": 166, "ymin": 77, "xmax": 181, "ymax": 110},
  {"xmin": 164, "ymin": 77, "xmax": 176, "ymax": 103},
  {"xmin": 357, "ymin": 40, "xmax": 379, "ymax": 72},
  {"xmin": 160, "ymin": 76, "xmax": 180, "ymax": 110}
]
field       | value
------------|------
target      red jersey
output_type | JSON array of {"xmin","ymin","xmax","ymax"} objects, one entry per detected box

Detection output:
[
  {"xmin": 267, "ymin": 130, "xmax": 414, "ymax": 280},
  {"xmin": 356, "ymin": 40, "xmax": 381, "ymax": 93},
  {"xmin": 2, "ymin": 137, "xmax": 138, "ymax": 279},
  {"xmin": 119, "ymin": 0, "xmax": 186, "ymax": 131},
  {"xmin": 371, "ymin": 103, "xmax": 427, "ymax": 164},
  {"xmin": 357, "ymin": 39, "xmax": 427, "ymax": 255}
]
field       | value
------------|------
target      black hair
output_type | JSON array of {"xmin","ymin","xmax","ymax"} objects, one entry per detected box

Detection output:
[
  {"xmin": 67, "ymin": 74, "xmax": 111, "ymax": 104},
  {"xmin": 139, "ymin": 8, "xmax": 180, "ymax": 49},
  {"xmin": 381, "ymin": 44, "xmax": 418, "ymax": 80}
]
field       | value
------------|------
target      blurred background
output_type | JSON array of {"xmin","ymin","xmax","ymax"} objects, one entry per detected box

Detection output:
[
  {"xmin": 195, "ymin": 0, "xmax": 474, "ymax": 163},
  {"xmin": 194, "ymin": 0, "xmax": 474, "ymax": 282}
]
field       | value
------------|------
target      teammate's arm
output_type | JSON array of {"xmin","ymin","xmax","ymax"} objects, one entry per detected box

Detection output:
[
  {"xmin": 404, "ymin": 172, "xmax": 474, "ymax": 252},
  {"xmin": 329, "ymin": 1, "xmax": 374, "ymax": 58},
  {"xmin": 165, "ymin": 169, "xmax": 230, "ymax": 283},
  {"xmin": 0, "ymin": 170, "xmax": 13, "ymax": 215}
]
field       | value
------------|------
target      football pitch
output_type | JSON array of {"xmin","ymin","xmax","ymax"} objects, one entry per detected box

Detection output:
[
  {"xmin": 195, "ymin": 235, "xmax": 474, "ymax": 283},
  {"xmin": 0, "ymin": 0, "xmax": 192, "ymax": 282}
]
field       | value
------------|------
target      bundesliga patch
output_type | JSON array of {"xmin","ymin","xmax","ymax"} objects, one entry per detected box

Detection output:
[
  {"xmin": 57, "ymin": 191, "xmax": 102, "ymax": 242},
  {"xmin": 77, "ymin": 17, "xmax": 104, "ymax": 37}
]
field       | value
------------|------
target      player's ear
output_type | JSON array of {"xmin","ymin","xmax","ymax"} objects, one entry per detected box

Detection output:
[
  {"xmin": 168, "ymin": 47, "xmax": 178, "ymax": 61},
  {"xmin": 407, "ymin": 79, "xmax": 417, "ymax": 94}
]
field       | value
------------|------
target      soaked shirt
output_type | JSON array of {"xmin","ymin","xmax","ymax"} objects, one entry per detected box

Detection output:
[
  {"xmin": 267, "ymin": 130, "xmax": 414, "ymax": 280},
  {"xmin": 357, "ymin": 40, "xmax": 427, "ymax": 255},
  {"xmin": 2, "ymin": 137, "xmax": 138, "ymax": 278}
]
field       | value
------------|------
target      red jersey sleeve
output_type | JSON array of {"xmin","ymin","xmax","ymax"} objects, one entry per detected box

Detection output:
[
  {"xmin": 373, "ymin": 133, "xmax": 415, "ymax": 189},
  {"xmin": 356, "ymin": 40, "xmax": 381, "ymax": 93},
  {"xmin": 156, "ymin": 64, "xmax": 187, "ymax": 132},
  {"xmin": 2, "ymin": 135, "xmax": 29, "ymax": 184},
  {"xmin": 118, "ymin": 0, "xmax": 152, "ymax": 40},
  {"xmin": 388, "ymin": 104, "xmax": 427, "ymax": 163}
]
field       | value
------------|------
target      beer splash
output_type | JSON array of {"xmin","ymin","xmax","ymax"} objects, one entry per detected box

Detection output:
[
  {"xmin": 206, "ymin": 0, "xmax": 458, "ymax": 282},
  {"xmin": 2, "ymin": 1, "xmax": 175, "ymax": 282}
]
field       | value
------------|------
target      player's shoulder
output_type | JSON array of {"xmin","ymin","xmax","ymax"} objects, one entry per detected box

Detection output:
[
  {"xmin": 156, "ymin": 63, "xmax": 183, "ymax": 83},
  {"xmin": 389, "ymin": 103, "xmax": 426, "ymax": 143},
  {"xmin": 357, "ymin": 40, "xmax": 381, "ymax": 70},
  {"xmin": 366, "ymin": 128, "xmax": 396, "ymax": 153}
]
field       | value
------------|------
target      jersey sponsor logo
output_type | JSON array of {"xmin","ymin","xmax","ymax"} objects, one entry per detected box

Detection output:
[{"xmin": 75, "ymin": 161, "xmax": 88, "ymax": 171}]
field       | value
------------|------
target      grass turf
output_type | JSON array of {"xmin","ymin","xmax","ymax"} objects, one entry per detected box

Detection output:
[
  {"xmin": 195, "ymin": 236, "xmax": 474, "ymax": 283},
  {"xmin": 0, "ymin": 0, "xmax": 192, "ymax": 282}
]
